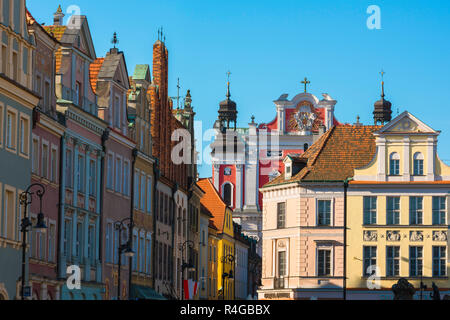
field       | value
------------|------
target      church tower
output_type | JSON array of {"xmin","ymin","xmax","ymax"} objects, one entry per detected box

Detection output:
[
  {"xmin": 373, "ymin": 72, "xmax": 393, "ymax": 125},
  {"xmin": 216, "ymin": 79, "xmax": 238, "ymax": 132}
]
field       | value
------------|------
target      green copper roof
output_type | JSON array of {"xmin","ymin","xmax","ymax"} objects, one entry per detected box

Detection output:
[{"xmin": 133, "ymin": 64, "xmax": 150, "ymax": 81}]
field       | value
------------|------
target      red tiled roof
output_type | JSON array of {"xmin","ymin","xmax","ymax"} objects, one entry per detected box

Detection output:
[
  {"xmin": 197, "ymin": 178, "xmax": 228, "ymax": 233},
  {"xmin": 89, "ymin": 58, "xmax": 105, "ymax": 94},
  {"xmin": 264, "ymin": 125, "xmax": 383, "ymax": 187}
]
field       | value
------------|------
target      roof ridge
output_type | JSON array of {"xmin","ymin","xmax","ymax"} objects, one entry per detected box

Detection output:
[{"xmin": 308, "ymin": 125, "xmax": 336, "ymax": 168}]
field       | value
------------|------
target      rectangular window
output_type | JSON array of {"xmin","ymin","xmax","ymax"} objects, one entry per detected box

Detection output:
[
  {"xmin": 36, "ymin": 75, "xmax": 42, "ymax": 98},
  {"xmin": 123, "ymin": 161, "xmax": 129, "ymax": 196},
  {"xmin": 42, "ymin": 143, "xmax": 49, "ymax": 179},
  {"xmin": 63, "ymin": 219, "xmax": 72, "ymax": 258},
  {"xmin": 2, "ymin": 45, "xmax": 7, "ymax": 75},
  {"xmin": 12, "ymin": 51, "xmax": 18, "ymax": 81},
  {"xmin": 277, "ymin": 202, "xmax": 286, "ymax": 229},
  {"xmin": 65, "ymin": 149, "xmax": 73, "ymax": 188},
  {"xmin": 409, "ymin": 246, "xmax": 423, "ymax": 277},
  {"xmin": 146, "ymin": 238, "xmax": 151, "ymax": 274},
  {"xmin": 134, "ymin": 171, "xmax": 139, "ymax": 209},
  {"xmin": 114, "ymin": 96, "xmax": 121, "ymax": 128},
  {"xmin": 139, "ymin": 236, "xmax": 145, "ymax": 272},
  {"xmin": 48, "ymin": 224, "xmax": 56, "ymax": 262},
  {"xmin": 432, "ymin": 246, "xmax": 446, "ymax": 277},
  {"xmin": 363, "ymin": 246, "xmax": 377, "ymax": 277},
  {"xmin": 6, "ymin": 109, "xmax": 17, "ymax": 150},
  {"xmin": 88, "ymin": 225, "xmax": 95, "ymax": 264},
  {"xmin": 278, "ymin": 251, "xmax": 286, "ymax": 277},
  {"xmin": 363, "ymin": 196, "xmax": 377, "ymax": 225},
  {"xmin": 317, "ymin": 249, "xmax": 331, "ymax": 276},
  {"xmin": 50, "ymin": 148, "xmax": 57, "ymax": 182},
  {"xmin": 318, "ymin": 200, "xmax": 331, "ymax": 226},
  {"xmin": 75, "ymin": 222, "xmax": 82, "ymax": 258},
  {"xmin": 390, "ymin": 159, "xmax": 400, "ymax": 176},
  {"xmin": 106, "ymin": 154, "xmax": 113, "ymax": 189},
  {"xmin": 19, "ymin": 116, "xmax": 29, "ymax": 156},
  {"xmin": 105, "ymin": 223, "xmax": 112, "ymax": 263},
  {"xmin": 74, "ymin": 81, "xmax": 80, "ymax": 105},
  {"xmin": 387, "ymin": 197, "xmax": 400, "ymax": 225},
  {"xmin": 77, "ymin": 156, "xmax": 85, "ymax": 192},
  {"xmin": 44, "ymin": 81, "xmax": 50, "ymax": 112},
  {"xmin": 413, "ymin": 159, "xmax": 424, "ymax": 176},
  {"xmin": 89, "ymin": 160, "xmax": 96, "ymax": 196},
  {"xmin": 4, "ymin": 189, "xmax": 15, "ymax": 239},
  {"xmin": 0, "ymin": 104, "xmax": 3, "ymax": 147},
  {"xmin": 409, "ymin": 197, "xmax": 423, "ymax": 225},
  {"xmin": 32, "ymin": 138, "xmax": 39, "ymax": 174},
  {"xmin": 386, "ymin": 246, "xmax": 400, "ymax": 277},
  {"xmin": 140, "ymin": 175, "xmax": 145, "ymax": 211},
  {"xmin": 115, "ymin": 157, "xmax": 122, "ymax": 193},
  {"xmin": 432, "ymin": 197, "xmax": 446, "ymax": 225},
  {"xmin": 147, "ymin": 177, "xmax": 152, "ymax": 213}
]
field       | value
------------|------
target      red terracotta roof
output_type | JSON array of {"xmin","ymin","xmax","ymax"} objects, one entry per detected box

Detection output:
[
  {"xmin": 197, "ymin": 178, "xmax": 228, "ymax": 233},
  {"xmin": 89, "ymin": 58, "xmax": 105, "ymax": 94},
  {"xmin": 264, "ymin": 125, "xmax": 383, "ymax": 187},
  {"xmin": 42, "ymin": 25, "xmax": 67, "ymax": 41}
]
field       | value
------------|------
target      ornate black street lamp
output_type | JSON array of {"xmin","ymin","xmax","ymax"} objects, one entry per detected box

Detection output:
[
  {"xmin": 180, "ymin": 240, "xmax": 195, "ymax": 300},
  {"xmin": 115, "ymin": 217, "xmax": 134, "ymax": 300},
  {"xmin": 19, "ymin": 183, "xmax": 47, "ymax": 300},
  {"xmin": 221, "ymin": 254, "xmax": 235, "ymax": 300}
]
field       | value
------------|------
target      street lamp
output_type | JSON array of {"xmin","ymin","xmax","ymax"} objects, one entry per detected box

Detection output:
[
  {"xmin": 115, "ymin": 217, "xmax": 134, "ymax": 300},
  {"xmin": 180, "ymin": 240, "xmax": 195, "ymax": 300},
  {"xmin": 19, "ymin": 183, "xmax": 47, "ymax": 300},
  {"xmin": 221, "ymin": 254, "xmax": 235, "ymax": 300}
]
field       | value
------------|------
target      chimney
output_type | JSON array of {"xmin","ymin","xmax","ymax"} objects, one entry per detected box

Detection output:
[{"xmin": 53, "ymin": 5, "xmax": 65, "ymax": 26}]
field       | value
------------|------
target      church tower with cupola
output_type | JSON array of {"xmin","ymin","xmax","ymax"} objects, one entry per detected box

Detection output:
[
  {"xmin": 373, "ymin": 72, "xmax": 393, "ymax": 125},
  {"xmin": 210, "ymin": 78, "xmax": 341, "ymax": 255}
]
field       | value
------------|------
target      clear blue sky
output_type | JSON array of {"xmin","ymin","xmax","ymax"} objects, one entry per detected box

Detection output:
[{"xmin": 27, "ymin": 0, "xmax": 450, "ymax": 178}]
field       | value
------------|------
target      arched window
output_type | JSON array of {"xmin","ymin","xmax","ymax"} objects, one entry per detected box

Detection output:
[
  {"xmin": 413, "ymin": 152, "xmax": 424, "ymax": 176},
  {"xmin": 223, "ymin": 183, "xmax": 233, "ymax": 207},
  {"xmin": 389, "ymin": 153, "xmax": 400, "ymax": 176}
]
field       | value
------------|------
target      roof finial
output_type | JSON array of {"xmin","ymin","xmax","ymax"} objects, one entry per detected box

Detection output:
[
  {"xmin": 226, "ymin": 71, "xmax": 232, "ymax": 98},
  {"xmin": 251, "ymin": 115, "xmax": 255, "ymax": 124},
  {"xmin": 57, "ymin": 5, "xmax": 63, "ymax": 13},
  {"xmin": 157, "ymin": 28, "xmax": 160, "ymax": 41},
  {"xmin": 111, "ymin": 32, "xmax": 119, "ymax": 49},
  {"xmin": 380, "ymin": 69, "xmax": 386, "ymax": 98}
]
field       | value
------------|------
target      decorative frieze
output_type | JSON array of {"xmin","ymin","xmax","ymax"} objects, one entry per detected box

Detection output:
[
  {"xmin": 363, "ymin": 231, "xmax": 378, "ymax": 242},
  {"xmin": 432, "ymin": 231, "xmax": 448, "ymax": 242},
  {"xmin": 410, "ymin": 231, "xmax": 424, "ymax": 242},
  {"xmin": 386, "ymin": 231, "xmax": 401, "ymax": 242}
]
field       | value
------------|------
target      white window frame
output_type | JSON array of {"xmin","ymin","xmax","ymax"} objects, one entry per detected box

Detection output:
[
  {"xmin": 5, "ymin": 106, "xmax": 18, "ymax": 153},
  {"xmin": 221, "ymin": 182, "xmax": 234, "ymax": 208},
  {"xmin": 41, "ymin": 139, "xmax": 49, "ymax": 180},
  {"xmin": 115, "ymin": 155, "xmax": 122, "ymax": 193},
  {"xmin": 316, "ymin": 244, "xmax": 334, "ymax": 277},
  {"xmin": 316, "ymin": 198, "xmax": 334, "ymax": 226}
]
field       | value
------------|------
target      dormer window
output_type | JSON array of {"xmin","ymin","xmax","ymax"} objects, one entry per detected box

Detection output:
[
  {"xmin": 285, "ymin": 164, "xmax": 292, "ymax": 180},
  {"xmin": 389, "ymin": 153, "xmax": 400, "ymax": 176},
  {"xmin": 413, "ymin": 152, "xmax": 424, "ymax": 176}
]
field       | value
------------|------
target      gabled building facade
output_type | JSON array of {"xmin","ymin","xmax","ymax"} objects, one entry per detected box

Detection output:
[
  {"xmin": 258, "ymin": 124, "xmax": 382, "ymax": 300},
  {"xmin": 198, "ymin": 178, "xmax": 235, "ymax": 300},
  {"xmin": 90, "ymin": 44, "xmax": 136, "ymax": 300},
  {"xmin": 44, "ymin": 9, "xmax": 106, "ymax": 300},
  {"xmin": 347, "ymin": 112, "xmax": 450, "ymax": 299},
  {"xmin": 0, "ymin": 0, "xmax": 39, "ymax": 300},
  {"xmin": 27, "ymin": 8, "xmax": 65, "ymax": 300},
  {"xmin": 127, "ymin": 64, "xmax": 157, "ymax": 300}
]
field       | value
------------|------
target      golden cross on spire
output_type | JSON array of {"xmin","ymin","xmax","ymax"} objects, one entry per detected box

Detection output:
[
  {"xmin": 301, "ymin": 77, "xmax": 311, "ymax": 93},
  {"xmin": 379, "ymin": 69, "xmax": 386, "ymax": 97}
]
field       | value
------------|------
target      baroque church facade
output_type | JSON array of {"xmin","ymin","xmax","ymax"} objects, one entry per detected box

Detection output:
[{"xmin": 210, "ymin": 81, "xmax": 341, "ymax": 254}]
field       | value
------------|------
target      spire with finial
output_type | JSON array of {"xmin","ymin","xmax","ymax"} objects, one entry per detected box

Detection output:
[
  {"xmin": 373, "ymin": 69, "xmax": 392, "ymax": 125},
  {"xmin": 111, "ymin": 32, "xmax": 119, "ymax": 49},
  {"xmin": 217, "ymin": 71, "xmax": 238, "ymax": 131},
  {"xmin": 53, "ymin": 4, "xmax": 65, "ymax": 26}
]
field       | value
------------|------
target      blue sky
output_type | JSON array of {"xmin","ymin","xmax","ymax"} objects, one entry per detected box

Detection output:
[{"xmin": 27, "ymin": 0, "xmax": 450, "ymax": 178}]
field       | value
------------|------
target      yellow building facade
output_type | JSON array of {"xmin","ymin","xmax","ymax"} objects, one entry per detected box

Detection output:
[
  {"xmin": 198, "ymin": 178, "xmax": 235, "ymax": 300},
  {"xmin": 347, "ymin": 112, "xmax": 450, "ymax": 299}
]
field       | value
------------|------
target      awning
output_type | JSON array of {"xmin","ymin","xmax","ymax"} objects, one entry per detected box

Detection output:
[{"xmin": 130, "ymin": 285, "xmax": 167, "ymax": 300}]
